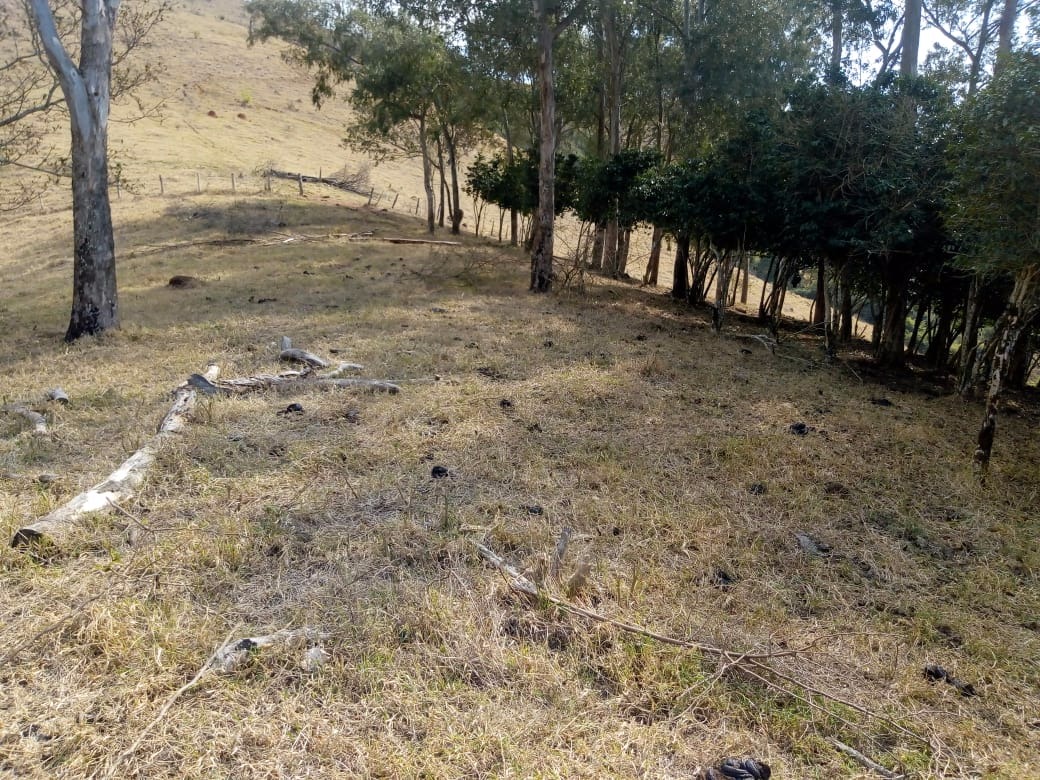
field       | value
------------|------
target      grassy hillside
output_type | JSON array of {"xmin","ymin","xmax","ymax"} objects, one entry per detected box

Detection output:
[{"xmin": 1, "ymin": 4, "xmax": 1039, "ymax": 778}]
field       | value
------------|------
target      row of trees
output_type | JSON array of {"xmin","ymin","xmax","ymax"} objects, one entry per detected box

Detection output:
[
  {"xmin": 3, "ymin": 0, "xmax": 1036, "ymax": 461},
  {"xmin": 245, "ymin": 0, "xmax": 1035, "ymax": 463}
]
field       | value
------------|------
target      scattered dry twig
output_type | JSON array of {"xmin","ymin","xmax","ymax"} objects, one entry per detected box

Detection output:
[
  {"xmin": 470, "ymin": 538, "xmax": 931, "ymax": 751},
  {"xmin": 829, "ymin": 738, "xmax": 904, "ymax": 779},
  {"xmin": 98, "ymin": 624, "xmax": 242, "ymax": 780}
]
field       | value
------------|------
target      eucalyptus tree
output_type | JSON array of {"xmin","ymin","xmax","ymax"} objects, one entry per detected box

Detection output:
[
  {"xmin": 923, "ymin": 0, "xmax": 1002, "ymax": 95},
  {"xmin": 248, "ymin": 1, "xmax": 473, "ymax": 234},
  {"xmin": 346, "ymin": 19, "xmax": 454, "ymax": 234},
  {"xmin": 22, "ymin": 0, "xmax": 167, "ymax": 340}
]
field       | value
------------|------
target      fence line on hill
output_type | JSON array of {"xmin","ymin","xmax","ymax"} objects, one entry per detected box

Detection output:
[{"xmin": 104, "ymin": 167, "xmax": 544, "ymax": 245}]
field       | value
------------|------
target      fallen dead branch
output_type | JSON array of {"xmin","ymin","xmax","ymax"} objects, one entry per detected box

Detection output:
[
  {"xmin": 736, "ymin": 333, "xmax": 778, "ymax": 353},
  {"xmin": 99, "ymin": 624, "xmax": 328, "ymax": 780},
  {"xmin": 1, "ymin": 403, "xmax": 49, "ymax": 435},
  {"xmin": 11, "ymin": 366, "xmax": 221, "ymax": 550},
  {"xmin": 829, "ymin": 738, "xmax": 904, "ymax": 779},
  {"xmin": 268, "ymin": 168, "xmax": 369, "ymax": 195},
  {"xmin": 385, "ymin": 237, "xmax": 461, "ymax": 246},
  {"xmin": 212, "ymin": 626, "xmax": 331, "ymax": 672},
  {"xmin": 215, "ymin": 373, "xmax": 399, "ymax": 395},
  {"xmin": 280, "ymin": 347, "xmax": 330, "ymax": 369},
  {"xmin": 12, "ymin": 343, "xmax": 400, "ymax": 551},
  {"xmin": 469, "ymin": 538, "xmax": 931, "ymax": 753}
]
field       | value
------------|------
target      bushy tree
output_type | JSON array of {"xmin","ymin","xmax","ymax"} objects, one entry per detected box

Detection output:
[{"xmin": 947, "ymin": 52, "xmax": 1040, "ymax": 466}]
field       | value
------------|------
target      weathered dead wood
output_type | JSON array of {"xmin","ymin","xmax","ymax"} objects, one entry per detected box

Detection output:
[
  {"xmin": 385, "ymin": 237, "xmax": 461, "ymax": 246},
  {"xmin": 213, "ymin": 626, "xmax": 331, "ymax": 672},
  {"xmin": 1, "ymin": 404, "xmax": 48, "ymax": 435},
  {"xmin": 11, "ymin": 366, "xmax": 221, "ymax": 550},
  {"xmin": 46, "ymin": 387, "xmax": 70, "ymax": 405},
  {"xmin": 101, "ymin": 623, "xmax": 329, "ymax": 778},
  {"xmin": 268, "ymin": 169, "xmax": 369, "ymax": 195},
  {"xmin": 279, "ymin": 348, "xmax": 330, "ymax": 369},
  {"xmin": 216, "ymin": 374, "xmax": 400, "ymax": 395},
  {"xmin": 470, "ymin": 538, "xmax": 930, "ymax": 749},
  {"xmin": 829, "ymin": 739, "xmax": 904, "ymax": 779}
]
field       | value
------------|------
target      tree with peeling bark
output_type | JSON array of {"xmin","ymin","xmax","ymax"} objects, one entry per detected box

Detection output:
[{"xmin": 27, "ymin": 0, "xmax": 123, "ymax": 341}]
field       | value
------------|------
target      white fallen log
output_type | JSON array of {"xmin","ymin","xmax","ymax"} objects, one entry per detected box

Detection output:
[
  {"xmin": 46, "ymin": 388, "xmax": 70, "ymax": 405},
  {"xmin": 10, "ymin": 366, "xmax": 220, "ymax": 549},
  {"xmin": 1, "ymin": 404, "xmax": 48, "ymax": 435}
]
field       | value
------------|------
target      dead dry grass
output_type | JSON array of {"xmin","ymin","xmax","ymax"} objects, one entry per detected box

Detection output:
[
  {"xmin": 1, "ymin": 191, "xmax": 1038, "ymax": 779},
  {"xmin": 2, "ymin": 2, "xmax": 1039, "ymax": 777}
]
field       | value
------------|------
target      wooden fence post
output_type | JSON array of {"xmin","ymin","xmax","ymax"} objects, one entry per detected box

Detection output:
[
  {"xmin": 298, "ymin": 173, "xmax": 304, "ymax": 196},
  {"xmin": 392, "ymin": 193, "xmax": 399, "ymax": 209},
  {"xmin": 196, "ymin": 172, "xmax": 201, "ymax": 193},
  {"xmin": 231, "ymin": 173, "xmax": 236, "ymax": 194},
  {"xmin": 159, "ymin": 175, "xmax": 164, "ymax": 195}
]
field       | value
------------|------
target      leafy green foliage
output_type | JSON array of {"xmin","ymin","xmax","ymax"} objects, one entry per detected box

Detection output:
[{"xmin": 947, "ymin": 52, "xmax": 1040, "ymax": 275}]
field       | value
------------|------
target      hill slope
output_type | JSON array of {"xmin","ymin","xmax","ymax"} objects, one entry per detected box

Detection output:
[{"xmin": 1, "ymin": 4, "xmax": 1039, "ymax": 778}]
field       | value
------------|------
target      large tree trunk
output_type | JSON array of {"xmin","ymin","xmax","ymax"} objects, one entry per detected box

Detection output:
[
  {"xmin": 29, "ymin": 0, "xmax": 120, "ymax": 341},
  {"xmin": 590, "ymin": 222, "xmax": 605, "ymax": 270},
  {"xmin": 959, "ymin": 273, "xmax": 984, "ymax": 395},
  {"xmin": 1005, "ymin": 329, "xmax": 1033, "ymax": 388},
  {"xmin": 68, "ymin": 124, "xmax": 118, "ymax": 340},
  {"xmin": 530, "ymin": 9, "xmax": 557, "ymax": 292},
  {"xmin": 419, "ymin": 114, "xmax": 436, "ymax": 235},
  {"xmin": 974, "ymin": 264, "xmax": 1039, "ymax": 468},
  {"xmin": 967, "ymin": 0, "xmax": 996, "ymax": 96},
  {"xmin": 901, "ymin": 0, "xmax": 922, "ymax": 77},
  {"xmin": 995, "ymin": 0, "xmax": 1017, "ymax": 72},
  {"xmin": 839, "ymin": 264, "xmax": 853, "ymax": 342},
  {"xmin": 671, "ymin": 233, "xmax": 690, "ymax": 300},
  {"xmin": 600, "ymin": 1, "xmax": 623, "ymax": 278},
  {"xmin": 690, "ymin": 239, "xmax": 712, "ymax": 305},
  {"xmin": 436, "ymin": 136, "xmax": 446, "ymax": 228},
  {"xmin": 829, "ymin": 0, "xmax": 843, "ymax": 80},
  {"xmin": 925, "ymin": 292, "xmax": 956, "ymax": 369},
  {"xmin": 876, "ymin": 272, "xmax": 908, "ymax": 367},
  {"xmin": 811, "ymin": 258, "xmax": 826, "ymax": 325},
  {"xmin": 617, "ymin": 228, "xmax": 631, "ymax": 277},
  {"xmin": 643, "ymin": 226, "xmax": 663, "ymax": 285},
  {"xmin": 712, "ymin": 248, "xmax": 736, "ymax": 333},
  {"xmin": 445, "ymin": 129, "xmax": 463, "ymax": 235}
]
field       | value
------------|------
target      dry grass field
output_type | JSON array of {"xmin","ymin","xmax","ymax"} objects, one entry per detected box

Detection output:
[{"xmin": 2, "ymin": 3, "xmax": 1039, "ymax": 779}]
